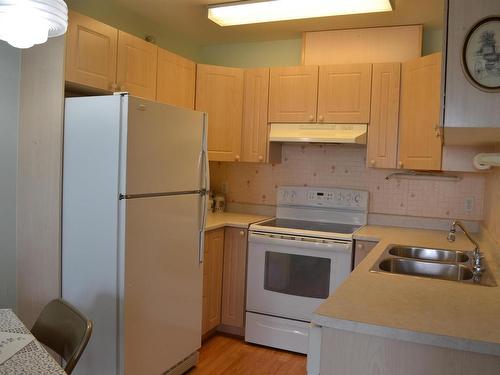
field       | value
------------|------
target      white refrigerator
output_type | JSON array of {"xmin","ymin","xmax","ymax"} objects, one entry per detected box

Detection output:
[{"xmin": 62, "ymin": 94, "xmax": 208, "ymax": 375}]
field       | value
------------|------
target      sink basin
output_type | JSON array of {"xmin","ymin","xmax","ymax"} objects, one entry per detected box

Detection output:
[
  {"xmin": 388, "ymin": 246, "xmax": 469, "ymax": 263},
  {"xmin": 378, "ymin": 258, "xmax": 474, "ymax": 281}
]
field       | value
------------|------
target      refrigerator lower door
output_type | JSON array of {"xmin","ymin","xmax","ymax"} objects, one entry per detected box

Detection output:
[
  {"xmin": 121, "ymin": 193, "xmax": 203, "ymax": 375},
  {"xmin": 124, "ymin": 96, "xmax": 207, "ymax": 195}
]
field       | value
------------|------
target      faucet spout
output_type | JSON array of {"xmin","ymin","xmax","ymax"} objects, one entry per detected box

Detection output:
[{"xmin": 448, "ymin": 220, "xmax": 479, "ymax": 255}]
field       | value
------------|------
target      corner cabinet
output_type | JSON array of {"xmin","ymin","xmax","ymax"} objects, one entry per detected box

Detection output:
[
  {"xmin": 196, "ymin": 64, "xmax": 244, "ymax": 162},
  {"xmin": 268, "ymin": 65, "xmax": 319, "ymax": 123},
  {"xmin": 241, "ymin": 68, "xmax": 270, "ymax": 163},
  {"xmin": 202, "ymin": 226, "xmax": 249, "ymax": 337},
  {"xmin": 317, "ymin": 64, "xmax": 372, "ymax": 123},
  {"xmin": 398, "ymin": 53, "xmax": 443, "ymax": 170},
  {"xmin": 202, "ymin": 228, "xmax": 225, "ymax": 335},
  {"xmin": 116, "ymin": 31, "xmax": 158, "ymax": 100},
  {"xmin": 156, "ymin": 48, "xmax": 196, "ymax": 109},
  {"xmin": 367, "ymin": 63, "xmax": 401, "ymax": 169},
  {"xmin": 65, "ymin": 11, "xmax": 118, "ymax": 91}
]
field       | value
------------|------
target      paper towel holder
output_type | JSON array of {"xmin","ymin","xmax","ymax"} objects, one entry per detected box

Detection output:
[{"xmin": 473, "ymin": 153, "xmax": 500, "ymax": 170}]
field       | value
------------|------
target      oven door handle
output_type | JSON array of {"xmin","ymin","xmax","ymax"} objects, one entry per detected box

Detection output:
[{"xmin": 249, "ymin": 232, "xmax": 352, "ymax": 252}]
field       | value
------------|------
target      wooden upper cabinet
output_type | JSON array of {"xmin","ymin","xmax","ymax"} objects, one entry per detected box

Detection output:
[
  {"xmin": 65, "ymin": 11, "xmax": 118, "ymax": 91},
  {"xmin": 202, "ymin": 228, "xmax": 224, "ymax": 335},
  {"xmin": 242, "ymin": 68, "xmax": 270, "ymax": 163},
  {"xmin": 268, "ymin": 66, "xmax": 319, "ymax": 123},
  {"xmin": 221, "ymin": 228, "xmax": 248, "ymax": 330},
  {"xmin": 116, "ymin": 31, "xmax": 158, "ymax": 100},
  {"xmin": 399, "ymin": 53, "xmax": 443, "ymax": 171},
  {"xmin": 196, "ymin": 64, "xmax": 244, "ymax": 162},
  {"xmin": 156, "ymin": 48, "xmax": 196, "ymax": 109},
  {"xmin": 367, "ymin": 63, "xmax": 401, "ymax": 169},
  {"xmin": 317, "ymin": 64, "xmax": 372, "ymax": 123}
]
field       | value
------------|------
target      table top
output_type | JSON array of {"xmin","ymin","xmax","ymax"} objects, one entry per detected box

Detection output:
[{"xmin": 0, "ymin": 309, "xmax": 66, "ymax": 375}]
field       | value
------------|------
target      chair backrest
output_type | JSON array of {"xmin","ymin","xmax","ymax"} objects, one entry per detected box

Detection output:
[{"xmin": 31, "ymin": 299, "xmax": 93, "ymax": 374}]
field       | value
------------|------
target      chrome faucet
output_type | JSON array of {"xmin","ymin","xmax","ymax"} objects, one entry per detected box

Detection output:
[{"xmin": 447, "ymin": 220, "xmax": 484, "ymax": 281}]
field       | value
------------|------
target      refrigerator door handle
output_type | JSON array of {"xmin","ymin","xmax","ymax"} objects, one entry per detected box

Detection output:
[{"xmin": 198, "ymin": 116, "xmax": 209, "ymax": 264}]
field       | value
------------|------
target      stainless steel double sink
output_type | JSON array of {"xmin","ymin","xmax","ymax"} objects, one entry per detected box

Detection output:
[{"xmin": 370, "ymin": 245, "xmax": 496, "ymax": 286}]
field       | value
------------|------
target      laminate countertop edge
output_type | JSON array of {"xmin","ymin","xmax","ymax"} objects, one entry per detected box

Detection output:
[{"xmin": 205, "ymin": 212, "xmax": 271, "ymax": 231}]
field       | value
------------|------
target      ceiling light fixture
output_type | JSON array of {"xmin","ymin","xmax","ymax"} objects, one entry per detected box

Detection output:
[
  {"xmin": 0, "ymin": 0, "xmax": 68, "ymax": 49},
  {"xmin": 208, "ymin": 0, "xmax": 393, "ymax": 27}
]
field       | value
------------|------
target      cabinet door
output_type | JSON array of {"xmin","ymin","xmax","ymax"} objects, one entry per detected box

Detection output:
[
  {"xmin": 156, "ymin": 48, "xmax": 196, "ymax": 109},
  {"xmin": 202, "ymin": 228, "xmax": 224, "ymax": 335},
  {"xmin": 196, "ymin": 64, "xmax": 244, "ymax": 162},
  {"xmin": 268, "ymin": 66, "xmax": 318, "ymax": 123},
  {"xmin": 353, "ymin": 240, "xmax": 378, "ymax": 268},
  {"xmin": 367, "ymin": 63, "xmax": 401, "ymax": 169},
  {"xmin": 221, "ymin": 228, "xmax": 248, "ymax": 330},
  {"xmin": 317, "ymin": 64, "xmax": 372, "ymax": 123},
  {"xmin": 65, "ymin": 11, "xmax": 118, "ymax": 91},
  {"xmin": 242, "ymin": 68, "xmax": 270, "ymax": 163},
  {"xmin": 116, "ymin": 31, "xmax": 158, "ymax": 100},
  {"xmin": 399, "ymin": 53, "xmax": 442, "ymax": 170}
]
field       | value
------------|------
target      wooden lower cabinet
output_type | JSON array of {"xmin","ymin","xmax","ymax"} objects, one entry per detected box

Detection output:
[
  {"xmin": 202, "ymin": 228, "xmax": 224, "ymax": 335},
  {"xmin": 221, "ymin": 228, "xmax": 248, "ymax": 332},
  {"xmin": 202, "ymin": 227, "xmax": 248, "ymax": 337}
]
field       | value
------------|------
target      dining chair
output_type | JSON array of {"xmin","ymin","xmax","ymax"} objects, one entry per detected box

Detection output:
[{"xmin": 31, "ymin": 299, "xmax": 93, "ymax": 374}]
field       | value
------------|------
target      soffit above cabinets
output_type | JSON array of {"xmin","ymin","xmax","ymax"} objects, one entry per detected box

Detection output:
[{"xmin": 111, "ymin": 0, "xmax": 444, "ymax": 45}]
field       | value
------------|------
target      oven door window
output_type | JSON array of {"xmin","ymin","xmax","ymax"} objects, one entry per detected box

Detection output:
[{"xmin": 264, "ymin": 251, "xmax": 331, "ymax": 299}]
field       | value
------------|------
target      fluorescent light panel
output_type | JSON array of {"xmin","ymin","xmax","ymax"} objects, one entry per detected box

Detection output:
[{"xmin": 208, "ymin": 0, "xmax": 393, "ymax": 26}]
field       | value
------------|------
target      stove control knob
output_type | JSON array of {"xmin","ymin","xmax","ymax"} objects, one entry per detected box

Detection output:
[
  {"xmin": 354, "ymin": 194, "xmax": 361, "ymax": 204},
  {"xmin": 290, "ymin": 191, "xmax": 297, "ymax": 202}
]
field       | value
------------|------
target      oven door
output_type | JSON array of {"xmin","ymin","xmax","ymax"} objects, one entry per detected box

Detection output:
[{"xmin": 247, "ymin": 231, "xmax": 352, "ymax": 322}]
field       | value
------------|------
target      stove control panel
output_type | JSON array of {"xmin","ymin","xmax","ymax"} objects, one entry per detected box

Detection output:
[{"xmin": 278, "ymin": 186, "xmax": 369, "ymax": 210}]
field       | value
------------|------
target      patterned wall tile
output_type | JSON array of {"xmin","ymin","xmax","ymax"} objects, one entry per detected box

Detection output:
[{"xmin": 210, "ymin": 144, "xmax": 486, "ymax": 220}]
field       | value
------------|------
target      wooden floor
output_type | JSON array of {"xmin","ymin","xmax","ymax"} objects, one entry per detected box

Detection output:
[{"xmin": 187, "ymin": 334, "xmax": 307, "ymax": 375}]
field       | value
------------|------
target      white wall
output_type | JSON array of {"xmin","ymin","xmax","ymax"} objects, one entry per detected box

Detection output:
[{"xmin": 0, "ymin": 41, "xmax": 20, "ymax": 309}]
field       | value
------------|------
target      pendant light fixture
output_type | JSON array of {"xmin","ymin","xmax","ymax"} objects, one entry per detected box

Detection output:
[
  {"xmin": 208, "ymin": 0, "xmax": 393, "ymax": 26},
  {"xmin": 0, "ymin": 0, "xmax": 68, "ymax": 49}
]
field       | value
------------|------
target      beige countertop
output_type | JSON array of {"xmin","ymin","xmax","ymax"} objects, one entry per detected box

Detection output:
[
  {"xmin": 205, "ymin": 211, "xmax": 270, "ymax": 231},
  {"xmin": 314, "ymin": 225, "xmax": 500, "ymax": 356}
]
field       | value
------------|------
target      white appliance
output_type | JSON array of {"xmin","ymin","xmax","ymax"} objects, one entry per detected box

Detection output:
[
  {"xmin": 245, "ymin": 186, "xmax": 369, "ymax": 354},
  {"xmin": 62, "ymin": 94, "xmax": 208, "ymax": 375}
]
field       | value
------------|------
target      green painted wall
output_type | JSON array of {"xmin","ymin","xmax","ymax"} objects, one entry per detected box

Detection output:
[
  {"xmin": 199, "ymin": 38, "xmax": 303, "ymax": 68},
  {"xmin": 65, "ymin": 0, "xmax": 200, "ymax": 60},
  {"xmin": 199, "ymin": 28, "xmax": 443, "ymax": 68}
]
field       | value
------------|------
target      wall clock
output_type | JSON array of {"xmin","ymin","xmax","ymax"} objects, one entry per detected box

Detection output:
[{"xmin": 462, "ymin": 16, "xmax": 500, "ymax": 92}]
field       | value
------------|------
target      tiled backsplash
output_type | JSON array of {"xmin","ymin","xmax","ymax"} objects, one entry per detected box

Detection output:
[
  {"xmin": 483, "ymin": 145, "xmax": 500, "ymax": 243},
  {"xmin": 210, "ymin": 144, "xmax": 486, "ymax": 221}
]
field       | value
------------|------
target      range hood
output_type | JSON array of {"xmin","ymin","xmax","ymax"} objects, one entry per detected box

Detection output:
[{"xmin": 269, "ymin": 123, "xmax": 367, "ymax": 144}]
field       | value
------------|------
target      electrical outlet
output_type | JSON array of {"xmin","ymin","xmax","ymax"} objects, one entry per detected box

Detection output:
[
  {"xmin": 464, "ymin": 197, "xmax": 474, "ymax": 213},
  {"xmin": 220, "ymin": 182, "xmax": 228, "ymax": 194}
]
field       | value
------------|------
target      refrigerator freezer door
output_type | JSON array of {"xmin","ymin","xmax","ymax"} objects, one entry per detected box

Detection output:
[
  {"xmin": 122, "ymin": 194, "xmax": 203, "ymax": 374},
  {"xmin": 124, "ymin": 97, "xmax": 207, "ymax": 195}
]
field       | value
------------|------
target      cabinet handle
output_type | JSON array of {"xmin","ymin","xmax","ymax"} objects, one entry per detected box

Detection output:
[
  {"xmin": 370, "ymin": 159, "xmax": 375, "ymax": 166},
  {"xmin": 309, "ymin": 115, "xmax": 314, "ymax": 122},
  {"xmin": 110, "ymin": 83, "xmax": 118, "ymax": 91},
  {"xmin": 235, "ymin": 155, "xmax": 240, "ymax": 161},
  {"xmin": 318, "ymin": 115, "xmax": 324, "ymax": 122},
  {"xmin": 119, "ymin": 85, "xmax": 126, "ymax": 91},
  {"xmin": 398, "ymin": 161, "xmax": 404, "ymax": 168},
  {"xmin": 239, "ymin": 230, "xmax": 245, "ymax": 237},
  {"xmin": 258, "ymin": 155, "xmax": 264, "ymax": 162},
  {"xmin": 434, "ymin": 124, "xmax": 441, "ymax": 137},
  {"xmin": 357, "ymin": 243, "xmax": 364, "ymax": 250}
]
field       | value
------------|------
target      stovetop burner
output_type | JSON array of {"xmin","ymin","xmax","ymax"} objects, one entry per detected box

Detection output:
[{"xmin": 255, "ymin": 218, "xmax": 361, "ymax": 235}]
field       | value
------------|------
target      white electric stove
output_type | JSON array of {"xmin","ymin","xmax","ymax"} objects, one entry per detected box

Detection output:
[{"xmin": 245, "ymin": 186, "xmax": 369, "ymax": 354}]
